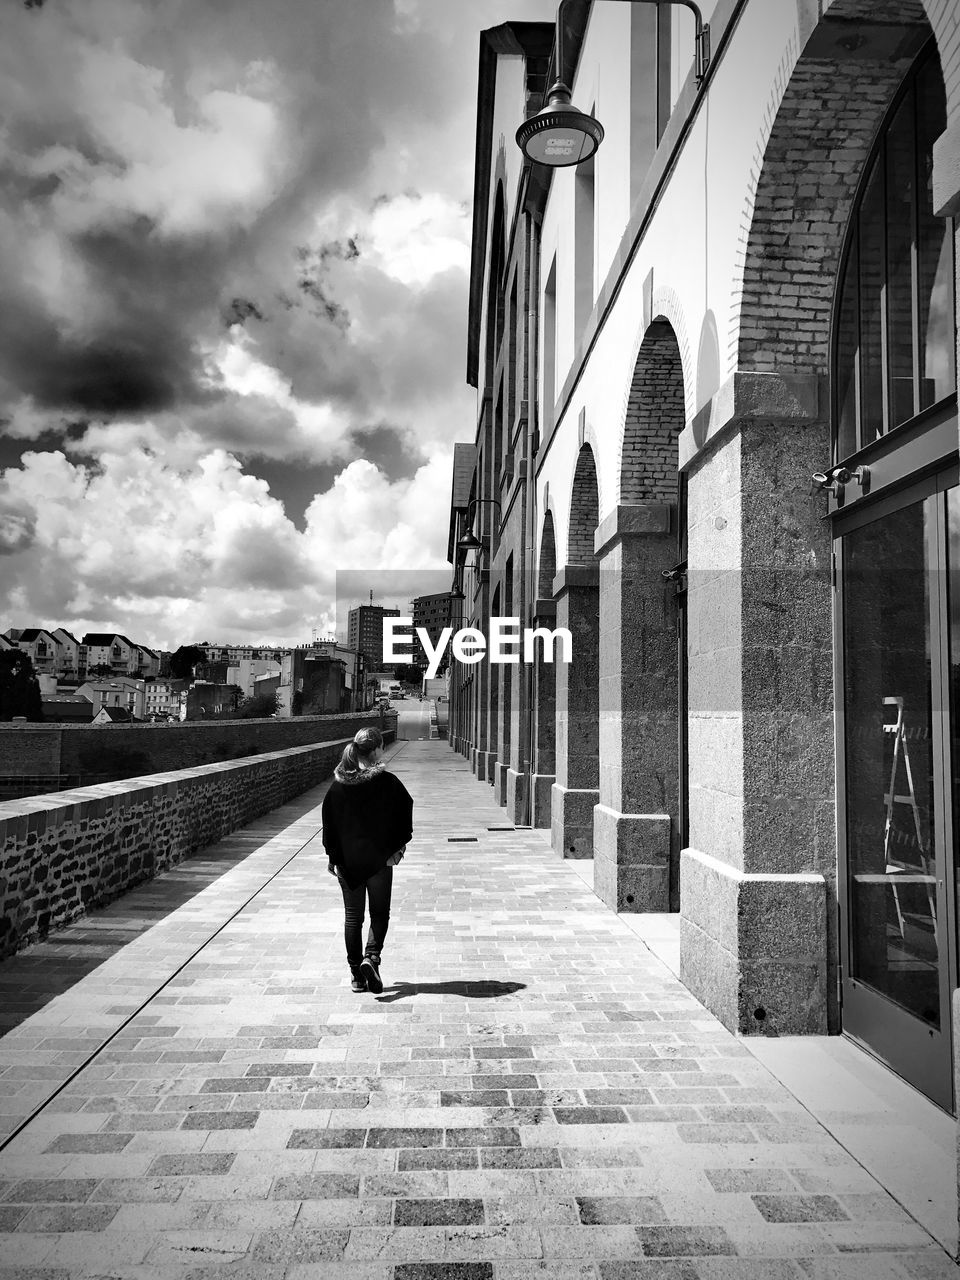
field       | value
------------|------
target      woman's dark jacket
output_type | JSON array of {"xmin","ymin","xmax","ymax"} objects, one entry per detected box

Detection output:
[{"xmin": 321, "ymin": 764, "xmax": 413, "ymax": 890}]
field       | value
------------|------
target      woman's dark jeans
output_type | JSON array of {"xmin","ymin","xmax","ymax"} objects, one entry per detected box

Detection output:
[{"xmin": 338, "ymin": 864, "xmax": 393, "ymax": 971}]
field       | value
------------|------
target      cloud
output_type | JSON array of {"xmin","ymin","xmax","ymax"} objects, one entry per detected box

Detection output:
[
  {"xmin": 0, "ymin": 445, "xmax": 454, "ymax": 648},
  {"xmin": 0, "ymin": 0, "xmax": 554, "ymax": 645}
]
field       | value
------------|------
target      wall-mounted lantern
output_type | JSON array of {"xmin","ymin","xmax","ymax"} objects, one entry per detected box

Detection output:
[{"xmin": 516, "ymin": 0, "xmax": 710, "ymax": 169}]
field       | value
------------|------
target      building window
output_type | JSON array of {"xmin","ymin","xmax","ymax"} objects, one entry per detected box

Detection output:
[{"xmin": 834, "ymin": 42, "xmax": 956, "ymax": 461}]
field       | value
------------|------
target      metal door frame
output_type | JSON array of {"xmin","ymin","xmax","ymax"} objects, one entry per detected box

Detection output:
[{"xmin": 834, "ymin": 462, "xmax": 958, "ymax": 1111}]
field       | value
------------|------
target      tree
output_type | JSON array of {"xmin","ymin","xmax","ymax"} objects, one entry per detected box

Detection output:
[
  {"xmin": 0, "ymin": 650, "xmax": 44, "ymax": 721},
  {"xmin": 238, "ymin": 691, "xmax": 278, "ymax": 719},
  {"xmin": 169, "ymin": 645, "xmax": 206, "ymax": 683}
]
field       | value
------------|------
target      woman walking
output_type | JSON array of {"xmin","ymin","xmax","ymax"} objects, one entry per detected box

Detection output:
[{"xmin": 321, "ymin": 727, "xmax": 413, "ymax": 994}]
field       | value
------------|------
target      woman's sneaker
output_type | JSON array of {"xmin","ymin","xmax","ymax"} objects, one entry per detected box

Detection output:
[
  {"xmin": 359, "ymin": 956, "xmax": 383, "ymax": 994},
  {"xmin": 350, "ymin": 969, "xmax": 366, "ymax": 993}
]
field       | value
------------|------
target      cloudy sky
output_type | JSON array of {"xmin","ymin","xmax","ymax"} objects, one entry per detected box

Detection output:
[{"xmin": 0, "ymin": 0, "xmax": 551, "ymax": 650}]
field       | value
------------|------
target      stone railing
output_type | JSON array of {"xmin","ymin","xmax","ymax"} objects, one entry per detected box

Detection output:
[
  {"xmin": 0, "ymin": 709, "xmax": 396, "ymax": 793},
  {"xmin": 0, "ymin": 723, "xmax": 395, "ymax": 960}
]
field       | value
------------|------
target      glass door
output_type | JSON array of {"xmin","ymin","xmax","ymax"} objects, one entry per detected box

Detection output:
[{"xmin": 837, "ymin": 471, "xmax": 957, "ymax": 1110}]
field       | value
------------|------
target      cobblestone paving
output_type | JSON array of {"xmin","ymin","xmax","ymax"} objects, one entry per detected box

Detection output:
[{"xmin": 0, "ymin": 741, "xmax": 955, "ymax": 1278}]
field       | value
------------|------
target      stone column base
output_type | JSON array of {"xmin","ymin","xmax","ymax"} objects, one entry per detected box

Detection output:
[
  {"xmin": 551, "ymin": 784, "xmax": 599, "ymax": 858},
  {"xmin": 531, "ymin": 774, "xmax": 555, "ymax": 828},
  {"xmin": 494, "ymin": 762, "xmax": 508, "ymax": 806},
  {"xmin": 679, "ymin": 847, "xmax": 828, "ymax": 1036},
  {"xmin": 506, "ymin": 769, "xmax": 526, "ymax": 823},
  {"xmin": 473, "ymin": 749, "xmax": 494, "ymax": 780},
  {"xmin": 593, "ymin": 805, "xmax": 671, "ymax": 913}
]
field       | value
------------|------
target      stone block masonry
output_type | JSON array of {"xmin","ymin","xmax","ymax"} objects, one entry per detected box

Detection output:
[
  {"xmin": 0, "ymin": 727, "xmax": 392, "ymax": 960},
  {"xmin": 0, "ymin": 711, "xmax": 393, "ymax": 789}
]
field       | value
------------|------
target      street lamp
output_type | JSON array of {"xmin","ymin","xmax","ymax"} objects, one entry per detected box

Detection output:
[
  {"xmin": 455, "ymin": 497, "xmax": 502, "ymax": 562},
  {"xmin": 516, "ymin": 0, "xmax": 710, "ymax": 168}
]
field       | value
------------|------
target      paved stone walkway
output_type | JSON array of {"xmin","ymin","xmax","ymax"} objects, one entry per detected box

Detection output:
[{"xmin": 0, "ymin": 740, "xmax": 955, "ymax": 1278}]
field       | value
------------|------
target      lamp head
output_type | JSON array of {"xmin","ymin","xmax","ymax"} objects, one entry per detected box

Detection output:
[
  {"xmin": 457, "ymin": 528, "xmax": 484, "ymax": 555},
  {"xmin": 515, "ymin": 81, "xmax": 604, "ymax": 167}
]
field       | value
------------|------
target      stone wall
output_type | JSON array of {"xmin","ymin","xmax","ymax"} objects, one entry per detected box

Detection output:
[
  {"xmin": 0, "ymin": 711, "xmax": 392, "ymax": 791},
  {"xmin": 0, "ymin": 724, "xmax": 395, "ymax": 959}
]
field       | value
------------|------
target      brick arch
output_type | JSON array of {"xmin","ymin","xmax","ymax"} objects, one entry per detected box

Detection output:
[
  {"xmin": 538, "ymin": 509, "xmax": 557, "ymax": 598},
  {"xmin": 735, "ymin": 2, "xmax": 934, "ymax": 374},
  {"xmin": 617, "ymin": 321, "xmax": 684, "ymax": 505},
  {"xmin": 650, "ymin": 287, "xmax": 693, "ymax": 412},
  {"xmin": 568, "ymin": 445, "xmax": 599, "ymax": 565}
]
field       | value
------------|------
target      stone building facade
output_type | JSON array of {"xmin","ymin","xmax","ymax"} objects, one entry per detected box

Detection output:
[{"xmin": 448, "ymin": 0, "xmax": 960, "ymax": 1118}]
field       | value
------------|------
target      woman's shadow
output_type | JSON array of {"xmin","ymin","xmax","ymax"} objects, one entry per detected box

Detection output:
[{"xmin": 375, "ymin": 980, "xmax": 526, "ymax": 1003}]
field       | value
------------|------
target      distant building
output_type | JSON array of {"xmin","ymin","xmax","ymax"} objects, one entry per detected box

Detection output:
[
  {"xmin": 278, "ymin": 642, "xmax": 367, "ymax": 717},
  {"xmin": 50, "ymin": 628, "xmax": 81, "ymax": 681},
  {"xmin": 3, "ymin": 627, "xmax": 160, "ymax": 681},
  {"xmin": 76, "ymin": 677, "xmax": 146, "ymax": 720},
  {"xmin": 93, "ymin": 705, "xmax": 134, "ymax": 725},
  {"xmin": 227, "ymin": 659, "xmax": 281, "ymax": 698},
  {"xmin": 143, "ymin": 678, "xmax": 188, "ymax": 721},
  {"xmin": 347, "ymin": 605, "xmax": 401, "ymax": 672},
  {"xmin": 5, "ymin": 628, "xmax": 60, "ymax": 676},
  {"xmin": 196, "ymin": 643, "xmax": 284, "ymax": 664},
  {"xmin": 410, "ymin": 593, "xmax": 453, "ymax": 672},
  {"xmin": 41, "ymin": 693, "xmax": 93, "ymax": 724},
  {"xmin": 185, "ymin": 683, "xmax": 242, "ymax": 719},
  {"xmin": 81, "ymin": 634, "xmax": 159, "ymax": 680},
  {"xmin": 196, "ymin": 660, "xmax": 230, "ymax": 685}
]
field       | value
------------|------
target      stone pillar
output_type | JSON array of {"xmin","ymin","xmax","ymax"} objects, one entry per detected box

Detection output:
[
  {"xmin": 530, "ymin": 598, "xmax": 557, "ymax": 829},
  {"xmin": 593, "ymin": 504, "xmax": 677, "ymax": 912},
  {"xmin": 505, "ymin": 664, "xmax": 529, "ymax": 823},
  {"xmin": 494, "ymin": 658, "xmax": 512, "ymax": 806},
  {"xmin": 551, "ymin": 565, "xmax": 599, "ymax": 857},
  {"xmin": 677, "ymin": 372, "xmax": 833, "ymax": 1037},
  {"xmin": 471, "ymin": 580, "xmax": 495, "ymax": 783}
]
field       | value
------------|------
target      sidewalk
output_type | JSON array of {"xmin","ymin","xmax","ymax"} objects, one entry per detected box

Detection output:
[{"xmin": 0, "ymin": 739, "xmax": 955, "ymax": 1278}]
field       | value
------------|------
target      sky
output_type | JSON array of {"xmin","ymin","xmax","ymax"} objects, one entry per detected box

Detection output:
[{"xmin": 0, "ymin": 0, "xmax": 552, "ymax": 651}]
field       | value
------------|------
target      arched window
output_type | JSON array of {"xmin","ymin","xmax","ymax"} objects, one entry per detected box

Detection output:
[{"xmin": 834, "ymin": 42, "xmax": 956, "ymax": 462}]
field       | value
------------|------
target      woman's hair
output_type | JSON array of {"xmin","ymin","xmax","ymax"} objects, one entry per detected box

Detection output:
[{"xmin": 338, "ymin": 726, "xmax": 383, "ymax": 776}]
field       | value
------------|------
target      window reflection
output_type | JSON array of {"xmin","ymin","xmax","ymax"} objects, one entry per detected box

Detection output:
[
  {"xmin": 834, "ymin": 44, "xmax": 955, "ymax": 458},
  {"xmin": 844, "ymin": 502, "xmax": 940, "ymax": 1028}
]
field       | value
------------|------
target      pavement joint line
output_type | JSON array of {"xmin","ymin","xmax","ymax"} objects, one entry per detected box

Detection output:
[
  {"xmin": 0, "ymin": 823, "xmax": 328, "ymax": 1156},
  {"xmin": 1, "ymin": 738, "xmax": 955, "ymax": 1271},
  {"xmin": 0, "ymin": 737, "xmax": 408, "ymax": 1152}
]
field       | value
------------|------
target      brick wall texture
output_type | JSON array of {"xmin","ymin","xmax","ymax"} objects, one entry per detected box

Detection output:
[
  {"xmin": 0, "ymin": 712, "xmax": 392, "ymax": 788},
  {"xmin": 620, "ymin": 330, "xmax": 684, "ymax": 502},
  {"xmin": 738, "ymin": 49, "xmax": 923, "ymax": 374},
  {"xmin": 538, "ymin": 512, "xmax": 557, "ymax": 597},
  {"xmin": 0, "ymin": 723, "xmax": 395, "ymax": 960},
  {"xmin": 568, "ymin": 446, "xmax": 599, "ymax": 564}
]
